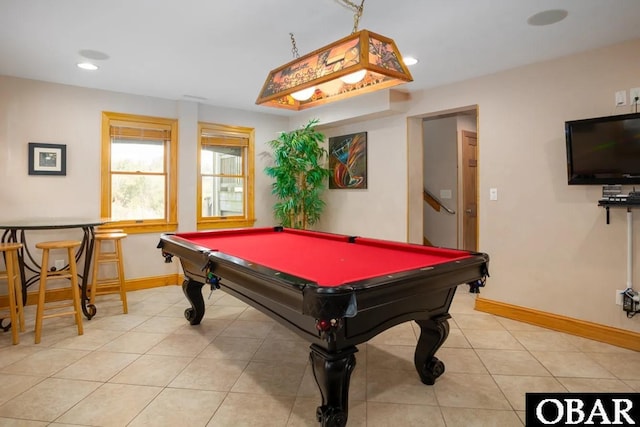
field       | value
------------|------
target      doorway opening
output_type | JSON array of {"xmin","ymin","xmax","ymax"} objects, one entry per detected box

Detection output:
[{"xmin": 406, "ymin": 106, "xmax": 478, "ymax": 251}]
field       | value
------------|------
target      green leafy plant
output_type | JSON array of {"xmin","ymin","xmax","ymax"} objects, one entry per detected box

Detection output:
[{"xmin": 265, "ymin": 119, "xmax": 331, "ymax": 229}]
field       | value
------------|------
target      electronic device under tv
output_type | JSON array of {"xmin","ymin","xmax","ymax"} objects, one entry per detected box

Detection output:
[{"xmin": 565, "ymin": 112, "xmax": 640, "ymax": 185}]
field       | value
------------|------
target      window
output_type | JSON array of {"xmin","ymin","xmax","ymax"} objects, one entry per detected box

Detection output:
[
  {"xmin": 101, "ymin": 112, "xmax": 178, "ymax": 233},
  {"xmin": 198, "ymin": 123, "xmax": 255, "ymax": 229}
]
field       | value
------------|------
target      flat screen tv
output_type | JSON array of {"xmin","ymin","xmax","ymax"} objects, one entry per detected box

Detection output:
[{"xmin": 565, "ymin": 112, "xmax": 640, "ymax": 185}]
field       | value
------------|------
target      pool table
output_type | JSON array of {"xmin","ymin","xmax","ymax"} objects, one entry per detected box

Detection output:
[{"xmin": 158, "ymin": 227, "xmax": 489, "ymax": 427}]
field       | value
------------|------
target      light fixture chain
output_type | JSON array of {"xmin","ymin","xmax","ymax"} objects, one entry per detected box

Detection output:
[
  {"xmin": 341, "ymin": 0, "xmax": 365, "ymax": 33},
  {"xmin": 289, "ymin": 33, "xmax": 300, "ymax": 58}
]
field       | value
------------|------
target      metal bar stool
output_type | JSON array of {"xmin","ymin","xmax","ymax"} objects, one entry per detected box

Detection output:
[
  {"xmin": 90, "ymin": 232, "xmax": 128, "ymax": 314},
  {"xmin": 34, "ymin": 240, "xmax": 84, "ymax": 344},
  {"xmin": 0, "ymin": 242, "xmax": 25, "ymax": 344}
]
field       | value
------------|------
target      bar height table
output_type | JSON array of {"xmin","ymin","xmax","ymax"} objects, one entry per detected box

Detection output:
[{"xmin": 0, "ymin": 218, "xmax": 108, "ymax": 319}]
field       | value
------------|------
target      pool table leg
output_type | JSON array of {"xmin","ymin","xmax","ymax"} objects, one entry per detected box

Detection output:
[
  {"xmin": 309, "ymin": 344, "xmax": 357, "ymax": 427},
  {"xmin": 182, "ymin": 279, "xmax": 205, "ymax": 325},
  {"xmin": 413, "ymin": 315, "xmax": 450, "ymax": 385}
]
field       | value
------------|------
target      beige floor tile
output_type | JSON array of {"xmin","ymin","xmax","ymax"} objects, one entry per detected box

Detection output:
[
  {"xmin": 587, "ymin": 352, "xmax": 640, "ymax": 380},
  {"xmin": 1, "ymin": 347, "xmax": 89, "ymax": 376},
  {"xmin": 131, "ymin": 315, "xmax": 186, "ymax": 334},
  {"xmin": 128, "ymin": 387, "xmax": 226, "ymax": 427},
  {"xmin": 452, "ymin": 313, "xmax": 506, "ymax": 331},
  {"xmin": 0, "ymin": 418, "xmax": 48, "ymax": 426},
  {"xmin": 220, "ymin": 319, "xmax": 275, "ymax": 339},
  {"xmin": 172, "ymin": 318, "xmax": 232, "ymax": 339},
  {"xmin": 364, "ymin": 343, "xmax": 415, "ymax": 371},
  {"xmin": 560, "ymin": 334, "xmax": 636, "ymax": 353},
  {"xmin": 99, "ymin": 330, "xmax": 168, "ymax": 354},
  {"xmin": 368, "ymin": 322, "xmax": 417, "ymax": 346},
  {"xmin": 0, "ymin": 378, "xmax": 100, "ymax": 421},
  {"xmin": 267, "ymin": 324, "xmax": 307, "ymax": 341},
  {"xmin": 207, "ymin": 392, "xmax": 294, "ymax": 427},
  {"xmin": 440, "ymin": 407, "xmax": 523, "ymax": 427},
  {"xmin": 492, "ymin": 375, "xmax": 567, "ymax": 411},
  {"xmin": 252, "ymin": 339, "xmax": 311, "ymax": 363},
  {"xmin": 366, "ymin": 401, "xmax": 445, "ymax": 427},
  {"xmin": 531, "ymin": 351, "xmax": 616, "ymax": 378},
  {"xmin": 83, "ymin": 313, "xmax": 149, "ymax": 331},
  {"xmin": 557, "ymin": 376, "xmax": 635, "ymax": 392},
  {"xmin": 435, "ymin": 347, "xmax": 488, "ymax": 374},
  {"xmin": 146, "ymin": 332, "xmax": 212, "ymax": 357},
  {"xmin": 510, "ymin": 330, "xmax": 579, "ymax": 351},
  {"xmin": 624, "ymin": 379, "xmax": 640, "ymax": 391},
  {"xmin": 52, "ymin": 351, "xmax": 139, "ymax": 382},
  {"xmin": 475, "ymin": 349, "xmax": 551, "ymax": 376},
  {"xmin": 109, "ymin": 353, "xmax": 192, "ymax": 386},
  {"xmin": 197, "ymin": 336, "xmax": 262, "ymax": 360},
  {"xmin": 238, "ymin": 307, "xmax": 273, "ymax": 321},
  {"xmin": 126, "ymin": 300, "xmax": 174, "ymax": 316},
  {"xmin": 214, "ymin": 294, "xmax": 249, "ymax": 307},
  {"xmin": 51, "ymin": 328, "xmax": 124, "ymax": 351},
  {"xmin": 494, "ymin": 316, "xmax": 547, "ymax": 332},
  {"xmin": 0, "ymin": 373, "xmax": 44, "ymax": 405},
  {"xmin": 462, "ymin": 329, "xmax": 525, "ymax": 350},
  {"xmin": 441, "ymin": 328, "xmax": 471, "ymax": 348},
  {"xmin": 157, "ymin": 301, "xmax": 192, "ymax": 318},
  {"xmin": 367, "ymin": 367, "xmax": 438, "ymax": 405},
  {"xmin": 202, "ymin": 305, "xmax": 247, "ymax": 320},
  {"xmin": 231, "ymin": 360, "xmax": 307, "ymax": 396},
  {"xmin": 55, "ymin": 382, "xmax": 161, "ymax": 426},
  {"xmin": 0, "ymin": 345, "xmax": 43, "ymax": 369},
  {"xmin": 169, "ymin": 357, "xmax": 248, "ymax": 391},
  {"xmin": 433, "ymin": 373, "xmax": 511, "ymax": 410}
]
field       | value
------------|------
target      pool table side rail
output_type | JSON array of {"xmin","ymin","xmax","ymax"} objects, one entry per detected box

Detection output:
[{"xmin": 159, "ymin": 232, "xmax": 489, "ymax": 293}]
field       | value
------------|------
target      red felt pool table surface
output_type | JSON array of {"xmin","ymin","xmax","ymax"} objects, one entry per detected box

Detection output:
[{"xmin": 173, "ymin": 227, "xmax": 472, "ymax": 288}]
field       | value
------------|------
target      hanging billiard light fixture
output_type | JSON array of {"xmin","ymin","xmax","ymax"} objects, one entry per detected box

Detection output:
[{"xmin": 255, "ymin": 0, "xmax": 413, "ymax": 111}]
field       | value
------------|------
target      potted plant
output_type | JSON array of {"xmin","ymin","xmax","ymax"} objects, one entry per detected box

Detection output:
[{"xmin": 265, "ymin": 119, "xmax": 331, "ymax": 229}]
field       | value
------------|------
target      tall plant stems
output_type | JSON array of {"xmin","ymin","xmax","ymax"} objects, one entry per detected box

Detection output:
[{"xmin": 264, "ymin": 119, "xmax": 331, "ymax": 229}]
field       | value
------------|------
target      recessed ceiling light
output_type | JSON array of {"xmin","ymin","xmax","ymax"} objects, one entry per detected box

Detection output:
[
  {"xmin": 403, "ymin": 56, "xmax": 418, "ymax": 66},
  {"xmin": 527, "ymin": 9, "xmax": 568, "ymax": 26},
  {"xmin": 77, "ymin": 62, "xmax": 99, "ymax": 71}
]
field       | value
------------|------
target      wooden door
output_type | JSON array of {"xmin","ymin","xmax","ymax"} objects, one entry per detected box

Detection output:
[{"xmin": 461, "ymin": 130, "xmax": 478, "ymax": 251}]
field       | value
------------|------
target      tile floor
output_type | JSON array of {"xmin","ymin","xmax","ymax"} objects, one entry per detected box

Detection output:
[{"xmin": 0, "ymin": 285, "xmax": 638, "ymax": 426}]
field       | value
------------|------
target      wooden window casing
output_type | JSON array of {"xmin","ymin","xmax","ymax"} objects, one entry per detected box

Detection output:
[
  {"xmin": 101, "ymin": 112, "xmax": 178, "ymax": 234},
  {"xmin": 197, "ymin": 122, "xmax": 255, "ymax": 230}
]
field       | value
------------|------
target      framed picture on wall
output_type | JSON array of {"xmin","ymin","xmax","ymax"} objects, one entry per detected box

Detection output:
[
  {"xmin": 28, "ymin": 142, "xmax": 67, "ymax": 176},
  {"xmin": 328, "ymin": 132, "xmax": 367, "ymax": 189}
]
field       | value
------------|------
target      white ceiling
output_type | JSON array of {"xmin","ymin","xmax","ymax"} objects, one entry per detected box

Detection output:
[{"xmin": 2, "ymin": 0, "xmax": 640, "ymax": 116}]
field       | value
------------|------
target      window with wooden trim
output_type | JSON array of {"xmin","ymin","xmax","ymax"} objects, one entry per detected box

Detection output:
[
  {"xmin": 101, "ymin": 112, "xmax": 178, "ymax": 234},
  {"xmin": 198, "ymin": 123, "xmax": 255, "ymax": 229}
]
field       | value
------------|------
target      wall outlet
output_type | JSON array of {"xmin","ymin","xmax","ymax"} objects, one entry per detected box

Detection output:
[
  {"xmin": 616, "ymin": 289, "xmax": 625, "ymax": 306},
  {"xmin": 630, "ymin": 87, "xmax": 640, "ymax": 105},
  {"xmin": 615, "ymin": 90, "xmax": 627, "ymax": 106},
  {"xmin": 54, "ymin": 259, "xmax": 65, "ymax": 270}
]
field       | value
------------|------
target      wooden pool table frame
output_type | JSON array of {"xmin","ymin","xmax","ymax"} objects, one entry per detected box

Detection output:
[{"xmin": 158, "ymin": 227, "xmax": 489, "ymax": 427}]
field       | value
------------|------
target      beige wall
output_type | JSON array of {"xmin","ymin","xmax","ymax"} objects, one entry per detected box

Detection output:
[
  {"xmin": 409, "ymin": 38, "xmax": 640, "ymax": 332},
  {"xmin": 1, "ymin": 37, "xmax": 639, "ymax": 333},
  {"xmin": 0, "ymin": 76, "xmax": 288, "ymax": 283}
]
